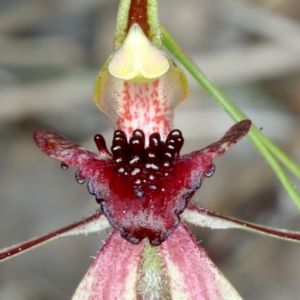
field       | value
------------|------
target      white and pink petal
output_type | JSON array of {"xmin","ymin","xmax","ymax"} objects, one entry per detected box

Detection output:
[
  {"xmin": 183, "ymin": 204, "xmax": 300, "ymax": 243},
  {"xmin": 159, "ymin": 223, "xmax": 242, "ymax": 300},
  {"xmin": 0, "ymin": 212, "xmax": 109, "ymax": 262},
  {"xmin": 72, "ymin": 231, "xmax": 145, "ymax": 300}
]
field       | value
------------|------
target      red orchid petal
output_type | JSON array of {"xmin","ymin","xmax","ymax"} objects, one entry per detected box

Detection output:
[
  {"xmin": 0, "ymin": 212, "xmax": 109, "ymax": 262},
  {"xmin": 159, "ymin": 223, "xmax": 242, "ymax": 300},
  {"xmin": 99, "ymin": 121, "xmax": 251, "ymax": 246},
  {"xmin": 34, "ymin": 129, "xmax": 112, "ymax": 184},
  {"xmin": 183, "ymin": 204, "xmax": 300, "ymax": 243},
  {"xmin": 179, "ymin": 120, "xmax": 251, "ymax": 177},
  {"xmin": 33, "ymin": 122, "xmax": 251, "ymax": 246},
  {"xmin": 202, "ymin": 119, "xmax": 251, "ymax": 157},
  {"xmin": 34, "ymin": 130, "xmax": 102, "ymax": 165},
  {"xmin": 72, "ymin": 230, "xmax": 145, "ymax": 300}
]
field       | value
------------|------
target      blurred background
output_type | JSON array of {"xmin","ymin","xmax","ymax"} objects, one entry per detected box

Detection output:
[{"xmin": 1, "ymin": 0, "xmax": 300, "ymax": 299}]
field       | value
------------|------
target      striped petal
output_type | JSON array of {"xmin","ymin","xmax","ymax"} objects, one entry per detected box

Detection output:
[
  {"xmin": 159, "ymin": 223, "xmax": 242, "ymax": 300},
  {"xmin": 72, "ymin": 231, "xmax": 145, "ymax": 300},
  {"xmin": 94, "ymin": 58, "xmax": 188, "ymax": 142}
]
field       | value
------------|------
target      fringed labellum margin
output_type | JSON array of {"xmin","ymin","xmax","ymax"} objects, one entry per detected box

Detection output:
[{"xmin": 33, "ymin": 120, "xmax": 251, "ymax": 246}]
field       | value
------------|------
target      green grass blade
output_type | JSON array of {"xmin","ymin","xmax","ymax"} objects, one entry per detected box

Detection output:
[{"xmin": 161, "ymin": 27, "xmax": 300, "ymax": 210}]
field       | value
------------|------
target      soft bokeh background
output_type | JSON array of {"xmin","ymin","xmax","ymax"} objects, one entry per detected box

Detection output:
[{"xmin": 1, "ymin": 0, "xmax": 300, "ymax": 299}]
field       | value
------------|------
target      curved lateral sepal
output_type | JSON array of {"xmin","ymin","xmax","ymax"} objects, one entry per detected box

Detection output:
[
  {"xmin": 183, "ymin": 204, "xmax": 300, "ymax": 243},
  {"xmin": 0, "ymin": 212, "xmax": 109, "ymax": 262}
]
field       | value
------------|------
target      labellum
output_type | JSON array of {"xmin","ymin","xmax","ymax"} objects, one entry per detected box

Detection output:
[
  {"xmin": 1, "ymin": 0, "xmax": 300, "ymax": 299},
  {"xmin": 34, "ymin": 120, "xmax": 250, "ymax": 247}
]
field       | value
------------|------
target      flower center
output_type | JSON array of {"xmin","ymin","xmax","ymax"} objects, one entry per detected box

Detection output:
[
  {"xmin": 110, "ymin": 129, "xmax": 184, "ymax": 195},
  {"xmin": 90, "ymin": 129, "xmax": 187, "ymax": 245}
]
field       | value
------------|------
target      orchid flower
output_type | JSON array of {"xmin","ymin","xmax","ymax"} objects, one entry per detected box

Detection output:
[{"xmin": 1, "ymin": 1, "xmax": 300, "ymax": 299}]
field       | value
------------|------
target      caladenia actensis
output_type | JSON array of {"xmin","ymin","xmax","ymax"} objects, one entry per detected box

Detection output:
[{"xmin": 1, "ymin": 0, "xmax": 300, "ymax": 299}]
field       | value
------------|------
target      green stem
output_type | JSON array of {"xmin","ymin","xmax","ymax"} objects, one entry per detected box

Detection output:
[
  {"xmin": 258, "ymin": 134, "xmax": 300, "ymax": 178},
  {"xmin": 161, "ymin": 27, "xmax": 300, "ymax": 210}
]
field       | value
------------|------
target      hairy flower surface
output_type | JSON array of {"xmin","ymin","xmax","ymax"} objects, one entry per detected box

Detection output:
[{"xmin": 1, "ymin": 0, "xmax": 300, "ymax": 299}]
